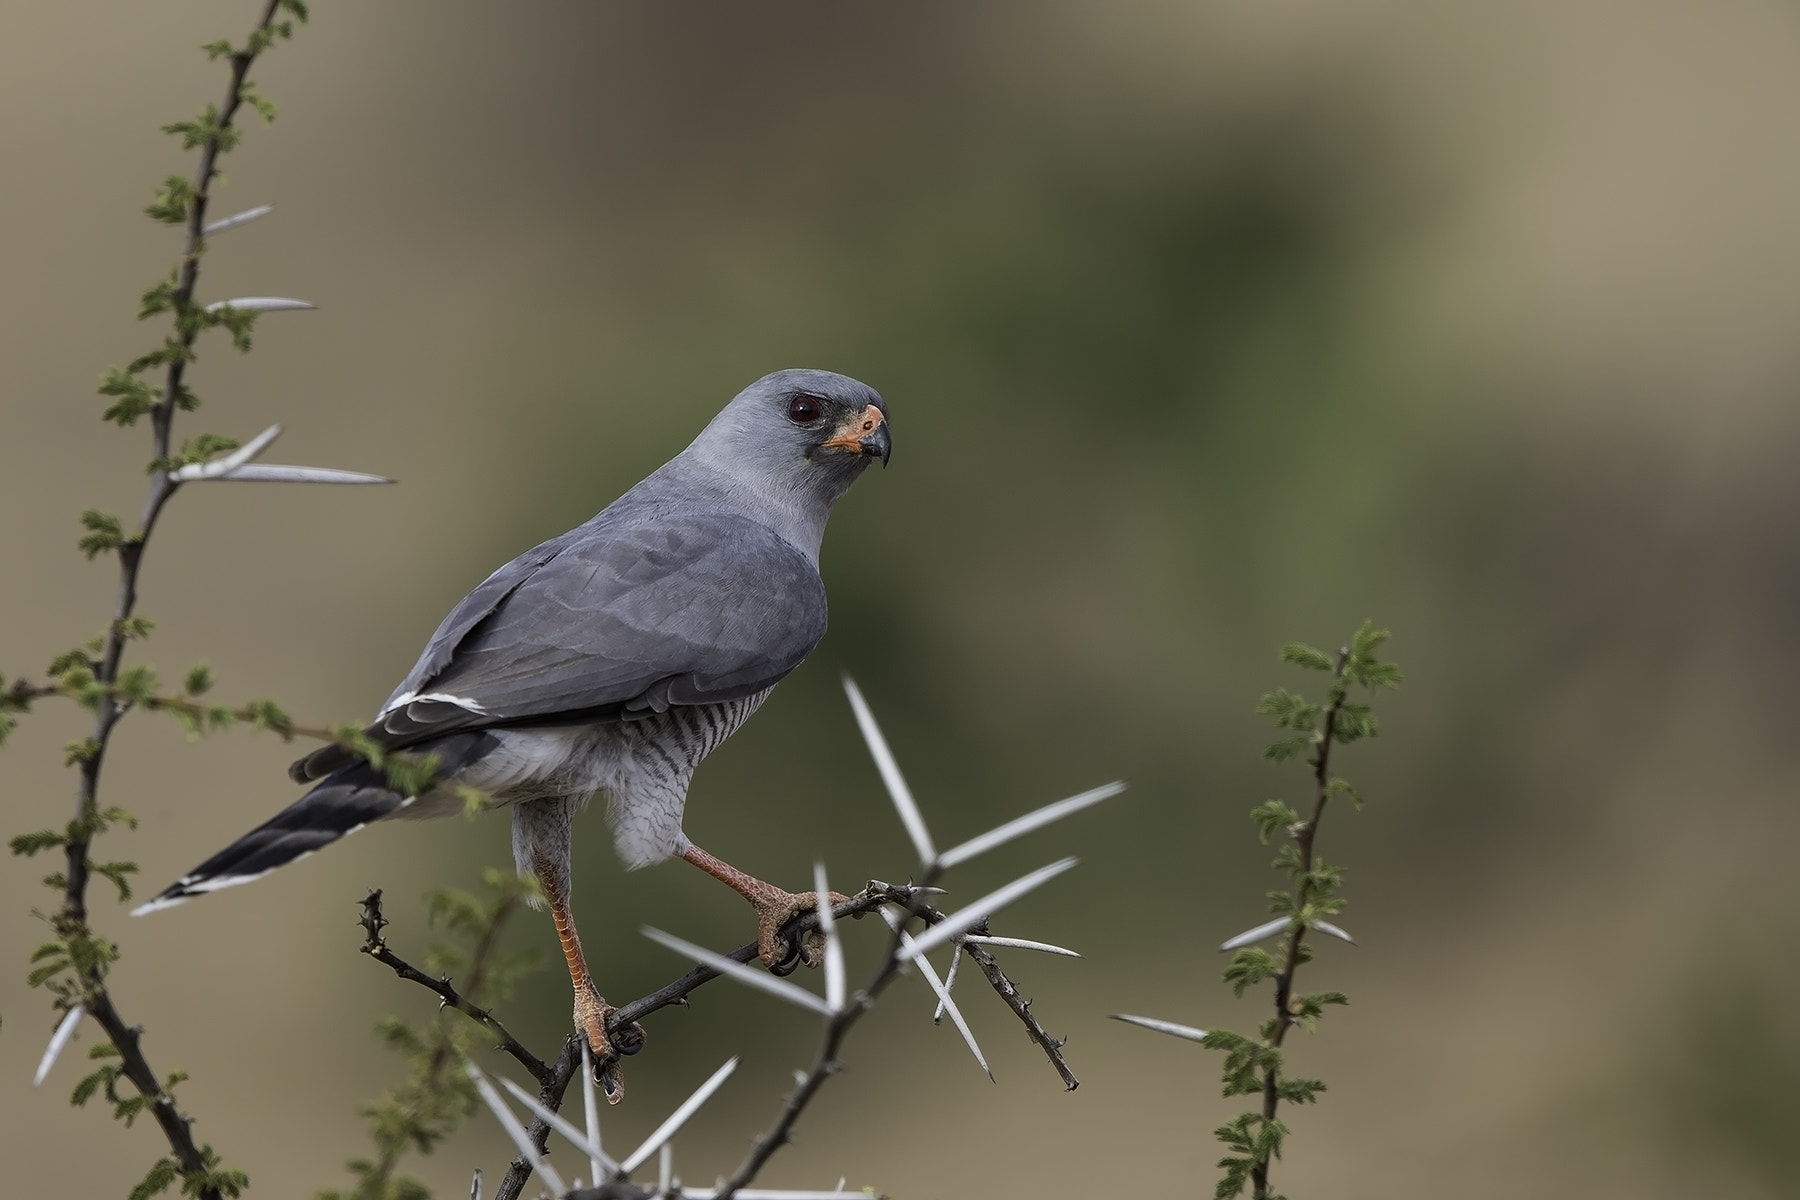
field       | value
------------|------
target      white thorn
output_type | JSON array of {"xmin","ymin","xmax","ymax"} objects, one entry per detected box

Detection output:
[
  {"xmin": 1313, "ymin": 920, "xmax": 1357, "ymax": 945},
  {"xmin": 33, "ymin": 1005, "xmax": 84, "ymax": 1087},
  {"xmin": 497, "ymin": 1074, "xmax": 617, "ymax": 1176},
  {"xmin": 677, "ymin": 1191, "xmax": 871, "ymax": 1199},
  {"xmin": 901, "ymin": 858, "xmax": 1079, "ymax": 961},
  {"xmin": 642, "ymin": 928, "xmax": 832, "ymax": 1015},
  {"xmin": 203, "ymin": 296, "xmax": 315, "ymax": 313},
  {"xmin": 882, "ymin": 910, "xmax": 991, "ymax": 1080},
  {"xmin": 961, "ymin": 934, "xmax": 1083, "ymax": 958},
  {"xmin": 842, "ymin": 677, "xmax": 935, "ymax": 868},
  {"xmin": 814, "ymin": 862, "xmax": 844, "ymax": 1013},
  {"xmin": 469, "ymin": 1167, "xmax": 482, "ymax": 1200},
  {"xmin": 937, "ymin": 781, "xmax": 1126, "ymax": 869},
  {"xmin": 932, "ymin": 945, "xmax": 963, "ymax": 1023},
  {"xmin": 1220, "ymin": 916, "xmax": 1295, "ymax": 952},
  {"xmin": 621, "ymin": 1058, "xmax": 739, "ymax": 1175},
  {"xmin": 201, "ymin": 204, "xmax": 274, "ymax": 236},
  {"xmin": 210, "ymin": 463, "xmax": 392, "ymax": 485},
  {"xmin": 659, "ymin": 1142, "xmax": 673, "ymax": 1196},
  {"xmin": 1110, "ymin": 1013, "xmax": 1209, "ymax": 1043},
  {"xmin": 581, "ymin": 1041, "xmax": 606, "ymax": 1186},
  {"xmin": 465, "ymin": 1063, "xmax": 566, "ymax": 1196},
  {"xmin": 168, "ymin": 423, "xmax": 282, "ymax": 481}
]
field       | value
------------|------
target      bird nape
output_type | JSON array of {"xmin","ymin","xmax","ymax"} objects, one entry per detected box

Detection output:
[{"xmin": 135, "ymin": 368, "xmax": 891, "ymax": 1102}]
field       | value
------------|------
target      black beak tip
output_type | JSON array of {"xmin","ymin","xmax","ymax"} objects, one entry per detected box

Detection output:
[{"xmin": 861, "ymin": 426, "xmax": 892, "ymax": 467}]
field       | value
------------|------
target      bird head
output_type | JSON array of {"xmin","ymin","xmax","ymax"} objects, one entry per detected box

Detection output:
[{"xmin": 685, "ymin": 369, "xmax": 890, "ymax": 520}]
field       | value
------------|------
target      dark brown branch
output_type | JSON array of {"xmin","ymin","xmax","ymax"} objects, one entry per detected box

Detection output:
[
  {"xmin": 357, "ymin": 889, "xmax": 552, "ymax": 1086},
  {"xmin": 960, "ymin": 940, "xmax": 1078, "ymax": 1091},
  {"xmin": 48, "ymin": 6, "xmax": 290, "ymax": 1196},
  {"xmin": 712, "ymin": 879, "xmax": 1078, "ymax": 1197},
  {"xmin": 360, "ymin": 877, "xmax": 1081, "ymax": 1198},
  {"xmin": 712, "ymin": 893, "xmax": 920, "ymax": 1199},
  {"xmin": 1252, "ymin": 645, "xmax": 1350, "ymax": 1200},
  {"xmin": 493, "ymin": 1037, "xmax": 581, "ymax": 1200}
]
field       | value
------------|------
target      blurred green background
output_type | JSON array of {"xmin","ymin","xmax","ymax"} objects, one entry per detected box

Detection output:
[{"xmin": 4, "ymin": 2, "xmax": 1799, "ymax": 1196}]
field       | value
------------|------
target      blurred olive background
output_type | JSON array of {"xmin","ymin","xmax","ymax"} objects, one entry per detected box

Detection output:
[{"xmin": 5, "ymin": 2, "xmax": 1800, "ymax": 1197}]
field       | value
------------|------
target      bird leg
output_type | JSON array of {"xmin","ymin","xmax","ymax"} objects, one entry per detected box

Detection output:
[
  {"xmin": 679, "ymin": 844, "xmax": 850, "ymax": 976},
  {"xmin": 534, "ymin": 854, "xmax": 643, "ymax": 1103}
]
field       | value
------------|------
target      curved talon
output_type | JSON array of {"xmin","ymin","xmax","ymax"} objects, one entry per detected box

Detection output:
[
  {"xmin": 609, "ymin": 1016, "xmax": 648, "ymax": 1057},
  {"xmin": 768, "ymin": 937, "xmax": 803, "ymax": 977},
  {"xmin": 577, "ymin": 993, "xmax": 630, "ymax": 1104},
  {"xmin": 594, "ymin": 1054, "xmax": 624, "ymax": 1100}
]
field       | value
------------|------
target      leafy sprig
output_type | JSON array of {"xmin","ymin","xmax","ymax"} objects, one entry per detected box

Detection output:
[{"xmin": 1206, "ymin": 621, "xmax": 1400, "ymax": 1200}]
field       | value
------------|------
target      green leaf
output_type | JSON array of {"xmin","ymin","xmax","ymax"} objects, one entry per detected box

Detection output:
[
  {"xmin": 28, "ymin": 960, "xmax": 71, "ymax": 987},
  {"xmin": 144, "ymin": 175, "xmax": 196, "ymax": 225},
  {"xmin": 1262, "ymin": 735, "xmax": 1310, "ymax": 764},
  {"xmin": 1214, "ymin": 1155, "xmax": 1253, "ymax": 1200},
  {"xmin": 63, "ymin": 737, "xmax": 101, "ymax": 766},
  {"xmin": 242, "ymin": 698, "xmax": 291, "ymax": 734},
  {"xmin": 210, "ymin": 304, "xmax": 259, "ymax": 352},
  {"xmin": 128, "ymin": 1156, "xmax": 178, "ymax": 1200},
  {"xmin": 1279, "ymin": 642, "xmax": 1334, "ymax": 672},
  {"xmin": 1250, "ymin": 799, "xmax": 1300, "ymax": 844},
  {"xmin": 382, "ymin": 750, "xmax": 440, "ymax": 798},
  {"xmin": 1222, "ymin": 947, "xmax": 1278, "ymax": 996},
  {"xmin": 116, "ymin": 664, "xmax": 159, "ymax": 705},
  {"xmin": 183, "ymin": 664, "xmax": 215, "ymax": 696},
  {"xmin": 94, "ymin": 860, "xmax": 140, "ymax": 903},
  {"xmin": 1276, "ymin": 1077, "xmax": 1326, "ymax": 1104},
  {"xmin": 77, "ymin": 510, "xmax": 126, "ymax": 559},
  {"xmin": 1255, "ymin": 688, "xmax": 1318, "ymax": 731},
  {"xmin": 29, "ymin": 940, "xmax": 67, "ymax": 963},
  {"xmin": 47, "ymin": 648, "xmax": 93, "ymax": 676},
  {"xmin": 11, "ymin": 829, "xmax": 65, "ymax": 856},
  {"xmin": 243, "ymin": 89, "xmax": 278, "ymax": 123},
  {"xmin": 71, "ymin": 1065, "xmax": 117, "ymax": 1108}
]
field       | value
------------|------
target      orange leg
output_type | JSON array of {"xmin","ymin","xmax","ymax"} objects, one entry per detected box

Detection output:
[
  {"xmin": 679, "ymin": 844, "xmax": 849, "ymax": 973},
  {"xmin": 534, "ymin": 855, "xmax": 641, "ymax": 1103}
]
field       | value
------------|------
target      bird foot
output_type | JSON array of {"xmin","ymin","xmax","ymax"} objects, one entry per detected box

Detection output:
[
  {"xmin": 575, "ymin": 988, "xmax": 645, "ymax": 1104},
  {"xmin": 754, "ymin": 888, "xmax": 853, "ymax": 977}
]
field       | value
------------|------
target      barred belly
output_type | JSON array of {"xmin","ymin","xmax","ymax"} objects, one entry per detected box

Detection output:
[{"xmin": 599, "ymin": 689, "xmax": 771, "ymax": 867}]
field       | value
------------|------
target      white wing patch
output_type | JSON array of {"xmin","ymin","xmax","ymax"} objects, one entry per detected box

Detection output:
[{"xmin": 382, "ymin": 691, "xmax": 490, "ymax": 717}]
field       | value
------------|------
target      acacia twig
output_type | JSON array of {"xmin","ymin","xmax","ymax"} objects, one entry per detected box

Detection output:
[
  {"xmin": 48, "ymin": 5, "xmax": 294, "ymax": 1196},
  {"xmin": 363, "ymin": 877, "xmax": 1079, "ymax": 1198},
  {"xmin": 358, "ymin": 889, "xmax": 551, "ymax": 1086},
  {"xmin": 1251, "ymin": 646, "xmax": 1350, "ymax": 1200},
  {"xmin": 492, "ymin": 1038, "xmax": 581, "ymax": 1200}
]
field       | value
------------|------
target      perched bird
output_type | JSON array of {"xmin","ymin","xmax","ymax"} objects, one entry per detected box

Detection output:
[{"xmin": 135, "ymin": 368, "xmax": 891, "ymax": 1100}]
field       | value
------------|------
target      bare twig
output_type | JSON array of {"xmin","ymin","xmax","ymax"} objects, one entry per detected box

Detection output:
[
  {"xmin": 357, "ymin": 889, "xmax": 551, "ymax": 1086},
  {"xmin": 363, "ymin": 877, "xmax": 1081, "ymax": 1198},
  {"xmin": 492, "ymin": 1037, "xmax": 581, "ymax": 1200},
  {"xmin": 712, "ymin": 872, "xmax": 1078, "ymax": 1198}
]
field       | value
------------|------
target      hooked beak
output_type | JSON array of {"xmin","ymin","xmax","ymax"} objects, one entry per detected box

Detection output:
[{"xmin": 820, "ymin": 403, "xmax": 890, "ymax": 466}]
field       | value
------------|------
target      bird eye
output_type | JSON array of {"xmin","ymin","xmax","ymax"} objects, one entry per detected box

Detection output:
[{"xmin": 787, "ymin": 396, "xmax": 821, "ymax": 424}]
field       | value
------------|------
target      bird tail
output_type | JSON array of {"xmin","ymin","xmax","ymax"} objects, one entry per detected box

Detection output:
[
  {"xmin": 131, "ymin": 762, "xmax": 409, "ymax": 915},
  {"xmin": 132, "ymin": 731, "xmax": 496, "ymax": 916}
]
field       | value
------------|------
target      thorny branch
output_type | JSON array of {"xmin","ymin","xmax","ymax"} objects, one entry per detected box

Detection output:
[
  {"xmin": 46, "ymin": 4, "xmax": 293, "ymax": 1196},
  {"xmin": 362, "ymin": 878, "xmax": 1080, "ymax": 1199},
  {"xmin": 1252, "ymin": 646, "xmax": 1350, "ymax": 1200},
  {"xmin": 359, "ymin": 889, "xmax": 552, "ymax": 1086}
]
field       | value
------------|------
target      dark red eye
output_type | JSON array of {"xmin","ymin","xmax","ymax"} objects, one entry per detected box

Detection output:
[{"xmin": 787, "ymin": 395, "xmax": 821, "ymax": 424}]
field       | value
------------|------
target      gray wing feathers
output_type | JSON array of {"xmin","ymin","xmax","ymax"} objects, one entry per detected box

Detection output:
[
  {"xmin": 291, "ymin": 511, "xmax": 824, "ymax": 781},
  {"xmin": 383, "ymin": 531, "xmax": 579, "ymax": 710}
]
